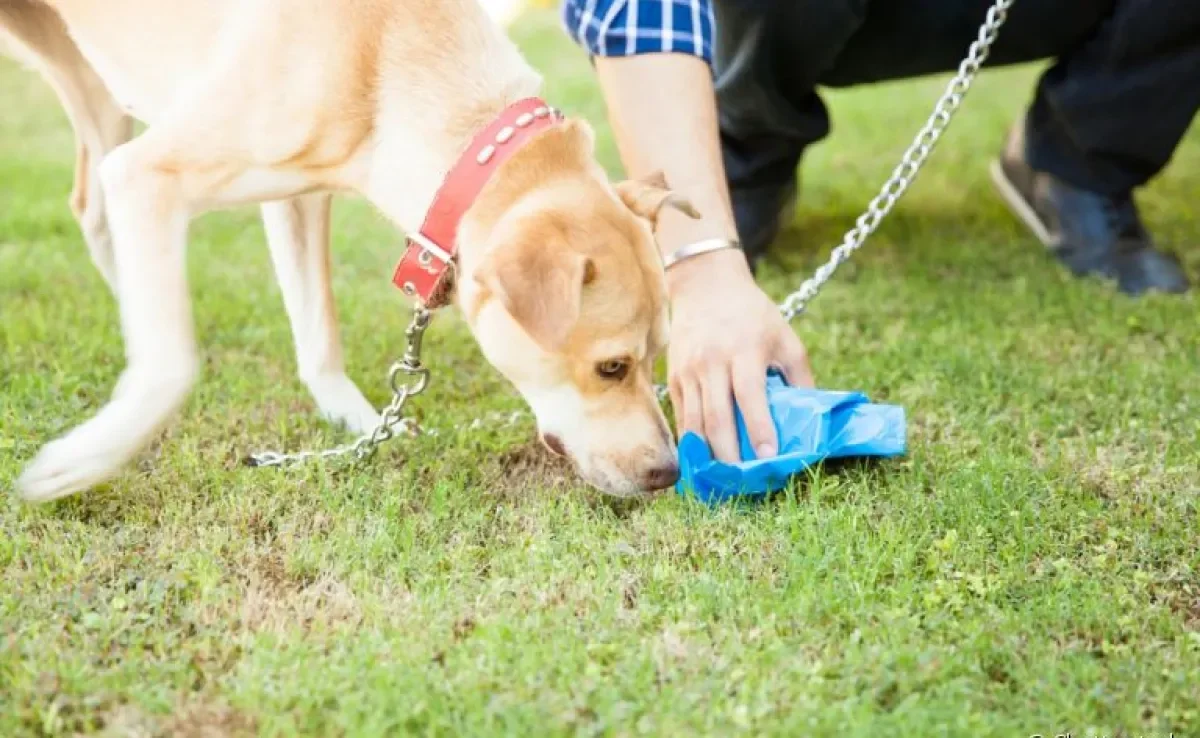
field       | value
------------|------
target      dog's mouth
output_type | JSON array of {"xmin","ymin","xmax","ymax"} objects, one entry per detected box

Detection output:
[
  {"xmin": 566, "ymin": 451, "xmax": 681, "ymax": 498},
  {"xmin": 585, "ymin": 471, "xmax": 677, "ymax": 499},
  {"xmin": 537, "ymin": 428, "xmax": 678, "ymax": 496}
]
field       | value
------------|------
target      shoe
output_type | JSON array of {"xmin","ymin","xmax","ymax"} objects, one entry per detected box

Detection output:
[
  {"xmin": 731, "ymin": 176, "xmax": 798, "ymax": 273},
  {"xmin": 989, "ymin": 126, "xmax": 1189, "ymax": 296}
]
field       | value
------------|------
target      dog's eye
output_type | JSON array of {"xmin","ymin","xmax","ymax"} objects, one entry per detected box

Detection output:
[{"xmin": 595, "ymin": 359, "xmax": 629, "ymax": 381}]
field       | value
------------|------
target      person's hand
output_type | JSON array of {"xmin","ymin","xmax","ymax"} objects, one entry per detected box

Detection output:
[
  {"xmin": 666, "ymin": 249, "xmax": 814, "ymax": 463},
  {"xmin": 589, "ymin": 51, "xmax": 813, "ymax": 459}
]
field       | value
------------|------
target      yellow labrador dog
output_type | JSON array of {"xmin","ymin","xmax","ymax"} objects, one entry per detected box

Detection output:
[{"xmin": 1, "ymin": 0, "xmax": 696, "ymax": 501}]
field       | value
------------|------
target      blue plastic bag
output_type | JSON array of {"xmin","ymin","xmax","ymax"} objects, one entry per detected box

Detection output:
[{"xmin": 676, "ymin": 372, "xmax": 906, "ymax": 503}]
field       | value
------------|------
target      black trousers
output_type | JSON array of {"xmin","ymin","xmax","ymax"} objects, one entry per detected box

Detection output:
[{"xmin": 715, "ymin": 0, "xmax": 1200, "ymax": 198}]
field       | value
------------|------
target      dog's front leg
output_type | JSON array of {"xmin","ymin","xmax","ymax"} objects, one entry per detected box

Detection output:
[
  {"xmin": 16, "ymin": 100, "xmax": 312, "ymax": 502},
  {"xmin": 16, "ymin": 131, "xmax": 200, "ymax": 502},
  {"xmin": 261, "ymin": 195, "xmax": 380, "ymax": 433}
]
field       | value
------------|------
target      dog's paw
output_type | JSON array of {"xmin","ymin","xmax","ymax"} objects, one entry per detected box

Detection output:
[
  {"xmin": 16, "ymin": 431, "xmax": 124, "ymax": 503},
  {"xmin": 16, "ymin": 374, "xmax": 193, "ymax": 503},
  {"xmin": 306, "ymin": 374, "xmax": 382, "ymax": 435},
  {"xmin": 326, "ymin": 404, "xmax": 383, "ymax": 436}
]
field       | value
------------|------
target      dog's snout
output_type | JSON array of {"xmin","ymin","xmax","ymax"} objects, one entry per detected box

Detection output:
[
  {"xmin": 642, "ymin": 462, "xmax": 679, "ymax": 490},
  {"xmin": 540, "ymin": 433, "xmax": 567, "ymax": 457}
]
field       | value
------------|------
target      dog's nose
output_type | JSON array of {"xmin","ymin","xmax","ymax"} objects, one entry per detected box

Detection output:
[
  {"xmin": 642, "ymin": 462, "xmax": 679, "ymax": 490},
  {"xmin": 540, "ymin": 433, "xmax": 567, "ymax": 457}
]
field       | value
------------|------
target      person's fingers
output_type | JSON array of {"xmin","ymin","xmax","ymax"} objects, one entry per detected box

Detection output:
[
  {"xmin": 777, "ymin": 336, "xmax": 815, "ymax": 388},
  {"xmin": 700, "ymin": 366, "xmax": 740, "ymax": 463},
  {"xmin": 677, "ymin": 375, "xmax": 704, "ymax": 441},
  {"xmin": 732, "ymin": 357, "xmax": 777, "ymax": 459},
  {"xmin": 668, "ymin": 375, "xmax": 683, "ymax": 436}
]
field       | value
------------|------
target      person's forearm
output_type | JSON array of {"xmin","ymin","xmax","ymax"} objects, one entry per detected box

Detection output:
[{"xmin": 595, "ymin": 53, "xmax": 752, "ymax": 296}]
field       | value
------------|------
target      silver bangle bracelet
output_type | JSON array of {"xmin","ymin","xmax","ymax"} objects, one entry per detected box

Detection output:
[{"xmin": 661, "ymin": 237, "xmax": 742, "ymax": 271}]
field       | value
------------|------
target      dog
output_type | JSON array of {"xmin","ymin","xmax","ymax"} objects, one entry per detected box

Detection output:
[{"xmin": 1, "ymin": 0, "xmax": 697, "ymax": 501}]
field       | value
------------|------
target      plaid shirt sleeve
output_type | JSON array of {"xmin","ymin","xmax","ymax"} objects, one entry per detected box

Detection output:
[{"xmin": 561, "ymin": 0, "xmax": 715, "ymax": 65}]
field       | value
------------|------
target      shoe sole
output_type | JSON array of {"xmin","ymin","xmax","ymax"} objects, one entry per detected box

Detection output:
[{"xmin": 988, "ymin": 159, "xmax": 1055, "ymax": 248}]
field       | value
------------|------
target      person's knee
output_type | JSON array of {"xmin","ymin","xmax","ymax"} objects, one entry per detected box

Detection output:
[{"xmin": 714, "ymin": 0, "xmax": 864, "ymax": 141}]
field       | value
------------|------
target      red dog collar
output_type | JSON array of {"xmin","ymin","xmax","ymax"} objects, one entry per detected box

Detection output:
[{"xmin": 392, "ymin": 97, "xmax": 564, "ymax": 307}]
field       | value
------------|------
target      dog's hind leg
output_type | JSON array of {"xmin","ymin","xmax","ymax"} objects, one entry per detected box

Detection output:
[
  {"xmin": 0, "ymin": 0, "xmax": 132, "ymax": 292},
  {"xmin": 261, "ymin": 195, "xmax": 380, "ymax": 434}
]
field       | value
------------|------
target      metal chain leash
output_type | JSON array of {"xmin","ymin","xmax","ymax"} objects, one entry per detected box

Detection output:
[
  {"xmin": 778, "ymin": 0, "xmax": 1014, "ymax": 321},
  {"xmin": 246, "ymin": 0, "xmax": 1012, "ymax": 469},
  {"xmin": 246, "ymin": 307, "xmax": 434, "ymax": 467}
]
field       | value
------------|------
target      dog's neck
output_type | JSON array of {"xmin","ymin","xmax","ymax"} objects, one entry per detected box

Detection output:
[
  {"xmin": 452, "ymin": 119, "xmax": 608, "ymax": 318},
  {"xmin": 357, "ymin": 1, "xmax": 543, "ymax": 239},
  {"xmin": 337, "ymin": 1, "xmax": 612, "ymax": 309}
]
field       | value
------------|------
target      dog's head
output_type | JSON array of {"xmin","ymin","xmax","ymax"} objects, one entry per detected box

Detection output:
[{"xmin": 457, "ymin": 119, "xmax": 697, "ymax": 497}]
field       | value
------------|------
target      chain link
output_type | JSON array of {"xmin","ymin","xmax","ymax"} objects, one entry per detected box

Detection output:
[
  {"xmin": 245, "ymin": 306, "xmax": 434, "ymax": 468},
  {"xmin": 246, "ymin": 0, "xmax": 1012, "ymax": 469},
  {"xmin": 778, "ymin": 0, "xmax": 1013, "ymax": 321}
]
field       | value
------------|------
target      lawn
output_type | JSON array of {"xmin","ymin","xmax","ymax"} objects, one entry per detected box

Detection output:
[{"xmin": 2, "ymin": 9, "xmax": 1199, "ymax": 737}]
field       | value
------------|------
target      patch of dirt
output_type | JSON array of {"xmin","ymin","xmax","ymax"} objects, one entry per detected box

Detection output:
[
  {"xmin": 96, "ymin": 704, "xmax": 157, "ymax": 738},
  {"xmin": 235, "ymin": 552, "xmax": 363, "ymax": 634},
  {"xmin": 187, "ymin": 549, "xmax": 367, "ymax": 636},
  {"xmin": 483, "ymin": 440, "xmax": 574, "ymax": 497},
  {"xmin": 239, "ymin": 573, "xmax": 362, "ymax": 634},
  {"xmin": 158, "ymin": 699, "xmax": 257, "ymax": 738},
  {"xmin": 1027, "ymin": 430, "xmax": 1184, "ymax": 503},
  {"xmin": 1148, "ymin": 574, "xmax": 1200, "ymax": 629},
  {"xmin": 243, "ymin": 510, "xmax": 278, "ymax": 545},
  {"xmin": 98, "ymin": 698, "xmax": 256, "ymax": 738}
]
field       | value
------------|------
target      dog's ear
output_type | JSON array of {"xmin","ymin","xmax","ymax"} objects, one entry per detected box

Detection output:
[
  {"xmin": 475, "ymin": 240, "xmax": 595, "ymax": 351},
  {"xmin": 615, "ymin": 171, "xmax": 701, "ymax": 224}
]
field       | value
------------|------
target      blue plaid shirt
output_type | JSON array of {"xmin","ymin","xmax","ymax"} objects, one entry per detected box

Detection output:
[{"xmin": 562, "ymin": 0, "xmax": 715, "ymax": 65}]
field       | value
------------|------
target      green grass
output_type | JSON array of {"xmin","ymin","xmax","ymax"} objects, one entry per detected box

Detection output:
[{"xmin": 3, "ymin": 10, "xmax": 1199, "ymax": 737}]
